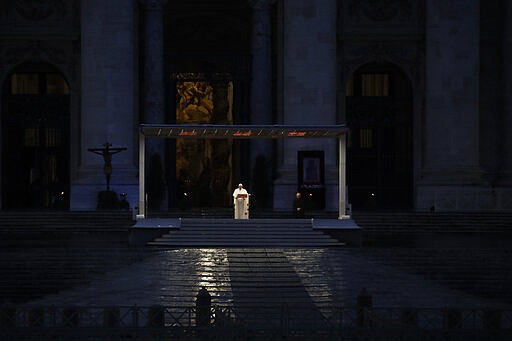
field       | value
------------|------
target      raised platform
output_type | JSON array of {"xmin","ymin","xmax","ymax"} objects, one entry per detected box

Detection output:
[
  {"xmin": 312, "ymin": 218, "xmax": 362, "ymax": 246},
  {"xmin": 129, "ymin": 217, "xmax": 361, "ymax": 247},
  {"xmin": 129, "ymin": 218, "xmax": 182, "ymax": 246}
]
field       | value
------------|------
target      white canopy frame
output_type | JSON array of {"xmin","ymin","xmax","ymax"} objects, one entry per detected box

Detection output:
[{"xmin": 138, "ymin": 124, "xmax": 349, "ymax": 219}]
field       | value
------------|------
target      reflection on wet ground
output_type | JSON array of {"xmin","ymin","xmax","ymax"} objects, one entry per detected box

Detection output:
[{"xmin": 22, "ymin": 247, "xmax": 511, "ymax": 311}]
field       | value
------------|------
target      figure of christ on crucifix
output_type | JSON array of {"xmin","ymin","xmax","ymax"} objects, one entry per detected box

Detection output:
[{"xmin": 87, "ymin": 142, "xmax": 127, "ymax": 191}]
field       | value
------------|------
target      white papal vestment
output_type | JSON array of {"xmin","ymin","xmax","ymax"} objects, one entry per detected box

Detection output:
[{"xmin": 232, "ymin": 187, "xmax": 249, "ymax": 219}]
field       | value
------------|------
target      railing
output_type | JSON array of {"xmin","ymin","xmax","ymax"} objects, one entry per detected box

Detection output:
[{"xmin": 1, "ymin": 305, "xmax": 511, "ymax": 340}]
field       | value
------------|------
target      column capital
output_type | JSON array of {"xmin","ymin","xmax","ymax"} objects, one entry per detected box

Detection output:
[
  {"xmin": 140, "ymin": 0, "xmax": 167, "ymax": 10},
  {"xmin": 248, "ymin": 0, "xmax": 277, "ymax": 11}
]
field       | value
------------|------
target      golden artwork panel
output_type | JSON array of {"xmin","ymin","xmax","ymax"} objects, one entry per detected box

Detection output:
[{"xmin": 175, "ymin": 78, "xmax": 233, "ymax": 207}]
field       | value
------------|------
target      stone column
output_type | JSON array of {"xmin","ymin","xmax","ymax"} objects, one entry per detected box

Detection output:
[
  {"xmin": 250, "ymin": 0, "xmax": 274, "ymax": 127},
  {"xmin": 249, "ymin": 0, "xmax": 275, "ymax": 207},
  {"xmin": 72, "ymin": 0, "xmax": 138, "ymax": 210},
  {"xmin": 141, "ymin": 0, "xmax": 167, "ymax": 210},
  {"xmin": 274, "ymin": 0, "xmax": 337, "ymax": 211},
  {"xmin": 418, "ymin": 0, "xmax": 482, "ymax": 210},
  {"xmin": 500, "ymin": 0, "xmax": 512, "ymax": 207},
  {"xmin": 142, "ymin": 0, "xmax": 166, "ymax": 157},
  {"xmin": 503, "ymin": 2, "xmax": 512, "ymax": 179}
]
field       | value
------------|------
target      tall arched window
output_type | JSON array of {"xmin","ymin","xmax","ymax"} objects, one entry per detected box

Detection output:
[
  {"xmin": 345, "ymin": 62, "xmax": 413, "ymax": 210},
  {"xmin": 2, "ymin": 63, "xmax": 70, "ymax": 209}
]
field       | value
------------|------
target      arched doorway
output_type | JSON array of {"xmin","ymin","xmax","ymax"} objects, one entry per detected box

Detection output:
[
  {"xmin": 345, "ymin": 62, "xmax": 413, "ymax": 210},
  {"xmin": 2, "ymin": 63, "xmax": 70, "ymax": 209}
]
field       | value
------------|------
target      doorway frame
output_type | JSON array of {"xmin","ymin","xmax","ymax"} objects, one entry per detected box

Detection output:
[
  {"xmin": 345, "ymin": 62, "xmax": 414, "ymax": 210},
  {"xmin": 2, "ymin": 65, "xmax": 71, "ymax": 209}
]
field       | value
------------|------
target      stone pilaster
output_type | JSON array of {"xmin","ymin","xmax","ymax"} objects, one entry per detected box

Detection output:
[
  {"xmin": 141, "ymin": 0, "xmax": 166, "ymax": 158},
  {"xmin": 487, "ymin": 0, "xmax": 512, "ymax": 209},
  {"xmin": 248, "ymin": 0, "xmax": 275, "ymax": 206},
  {"xmin": 417, "ymin": 0, "xmax": 484, "ymax": 210},
  {"xmin": 502, "ymin": 1, "xmax": 512, "ymax": 185},
  {"xmin": 274, "ymin": 0, "xmax": 338, "ymax": 211},
  {"xmin": 72, "ymin": 0, "xmax": 138, "ymax": 210},
  {"xmin": 249, "ymin": 0, "xmax": 274, "ymax": 127}
]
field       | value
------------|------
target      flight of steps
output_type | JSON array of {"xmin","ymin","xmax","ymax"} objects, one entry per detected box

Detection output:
[
  {"xmin": 0, "ymin": 211, "xmax": 146, "ymax": 304},
  {"xmin": 352, "ymin": 211, "xmax": 512, "ymax": 246},
  {"xmin": 147, "ymin": 218, "xmax": 344, "ymax": 247},
  {"xmin": 148, "ymin": 208, "xmax": 338, "ymax": 220},
  {"xmin": 352, "ymin": 211, "xmax": 512, "ymax": 231},
  {"xmin": 0, "ymin": 210, "xmax": 135, "ymax": 247},
  {"xmin": 350, "ymin": 212, "xmax": 512, "ymax": 302}
]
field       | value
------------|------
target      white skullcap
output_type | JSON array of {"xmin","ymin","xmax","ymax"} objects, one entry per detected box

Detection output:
[{"xmin": 238, "ymin": 183, "xmax": 243, "ymax": 187}]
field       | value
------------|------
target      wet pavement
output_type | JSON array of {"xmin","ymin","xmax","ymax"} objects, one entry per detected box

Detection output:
[{"xmin": 23, "ymin": 247, "xmax": 510, "ymax": 310}]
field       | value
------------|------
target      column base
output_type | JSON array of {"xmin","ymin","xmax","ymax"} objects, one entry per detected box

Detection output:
[
  {"xmin": 420, "ymin": 166, "xmax": 485, "ymax": 185},
  {"xmin": 416, "ymin": 185, "xmax": 512, "ymax": 211},
  {"xmin": 273, "ymin": 177, "xmax": 297, "ymax": 212},
  {"xmin": 72, "ymin": 165, "xmax": 138, "ymax": 210},
  {"xmin": 490, "ymin": 171, "xmax": 512, "ymax": 186},
  {"xmin": 70, "ymin": 184, "xmax": 139, "ymax": 211}
]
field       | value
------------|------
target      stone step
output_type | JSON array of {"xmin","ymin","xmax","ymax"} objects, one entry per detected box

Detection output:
[
  {"xmin": 158, "ymin": 240, "xmax": 335, "ymax": 245},
  {"xmin": 175, "ymin": 229, "xmax": 318, "ymax": 234},
  {"xmin": 353, "ymin": 213, "xmax": 512, "ymax": 223},
  {"xmin": 147, "ymin": 218, "xmax": 343, "ymax": 247},
  {"xmin": 148, "ymin": 241, "xmax": 343, "ymax": 247},
  {"xmin": 182, "ymin": 224, "xmax": 312, "ymax": 227},
  {"xmin": 150, "ymin": 209, "xmax": 338, "ymax": 220},
  {"xmin": 158, "ymin": 235, "xmax": 334, "ymax": 241},
  {"xmin": 179, "ymin": 224, "xmax": 314, "ymax": 228},
  {"xmin": 178, "ymin": 219, "xmax": 308, "ymax": 226},
  {"xmin": 170, "ymin": 227, "xmax": 326, "ymax": 232},
  {"xmin": 0, "ymin": 211, "xmax": 133, "ymax": 222},
  {"xmin": 0, "ymin": 211, "xmax": 134, "ymax": 247},
  {"xmin": 350, "ymin": 213, "xmax": 512, "ymax": 240}
]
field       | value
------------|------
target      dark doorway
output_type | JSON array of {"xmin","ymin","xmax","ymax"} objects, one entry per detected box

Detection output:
[
  {"xmin": 2, "ymin": 64, "xmax": 70, "ymax": 209},
  {"xmin": 345, "ymin": 62, "xmax": 413, "ymax": 210},
  {"xmin": 163, "ymin": 0, "xmax": 252, "ymax": 209}
]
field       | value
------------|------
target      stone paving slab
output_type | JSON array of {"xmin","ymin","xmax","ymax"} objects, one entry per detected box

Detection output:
[{"xmin": 23, "ymin": 247, "xmax": 509, "ymax": 312}]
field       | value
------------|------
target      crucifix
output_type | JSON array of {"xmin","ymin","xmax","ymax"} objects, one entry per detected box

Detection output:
[{"xmin": 88, "ymin": 142, "xmax": 127, "ymax": 191}]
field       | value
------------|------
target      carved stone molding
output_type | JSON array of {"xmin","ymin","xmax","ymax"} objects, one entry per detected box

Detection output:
[
  {"xmin": 248, "ymin": 0, "xmax": 277, "ymax": 11},
  {"xmin": 0, "ymin": 0, "xmax": 78, "ymax": 35},
  {"xmin": 349, "ymin": 0, "xmax": 412, "ymax": 22},
  {"xmin": 1, "ymin": 41, "xmax": 65, "ymax": 64},
  {"xmin": 0, "ymin": 0, "xmax": 66, "ymax": 21},
  {"xmin": 342, "ymin": 41, "xmax": 424, "ymax": 86},
  {"xmin": 15, "ymin": 0, "xmax": 66, "ymax": 20},
  {"xmin": 0, "ymin": 41, "xmax": 76, "ymax": 81},
  {"xmin": 140, "ymin": 0, "xmax": 167, "ymax": 10},
  {"xmin": 345, "ymin": 42, "xmax": 411, "ymax": 64}
]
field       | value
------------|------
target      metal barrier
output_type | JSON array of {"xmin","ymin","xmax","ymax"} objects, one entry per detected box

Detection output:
[{"xmin": 0, "ymin": 305, "xmax": 511, "ymax": 340}]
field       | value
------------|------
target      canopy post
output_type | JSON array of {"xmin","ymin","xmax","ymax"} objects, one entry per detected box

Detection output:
[
  {"xmin": 139, "ymin": 131, "xmax": 146, "ymax": 218},
  {"xmin": 338, "ymin": 134, "xmax": 347, "ymax": 219}
]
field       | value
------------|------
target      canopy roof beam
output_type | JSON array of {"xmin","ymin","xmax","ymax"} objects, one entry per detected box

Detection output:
[{"xmin": 138, "ymin": 124, "xmax": 349, "ymax": 219}]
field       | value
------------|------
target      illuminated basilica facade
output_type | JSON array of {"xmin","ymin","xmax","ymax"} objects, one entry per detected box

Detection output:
[{"xmin": 0, "ymin": 0, "xmax": 510, "ymax": 212}]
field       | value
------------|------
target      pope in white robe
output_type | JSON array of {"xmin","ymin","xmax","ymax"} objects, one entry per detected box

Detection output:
[{"xmin": 232, "ymin": 183, "xmax": 249, "ymax": 219}]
